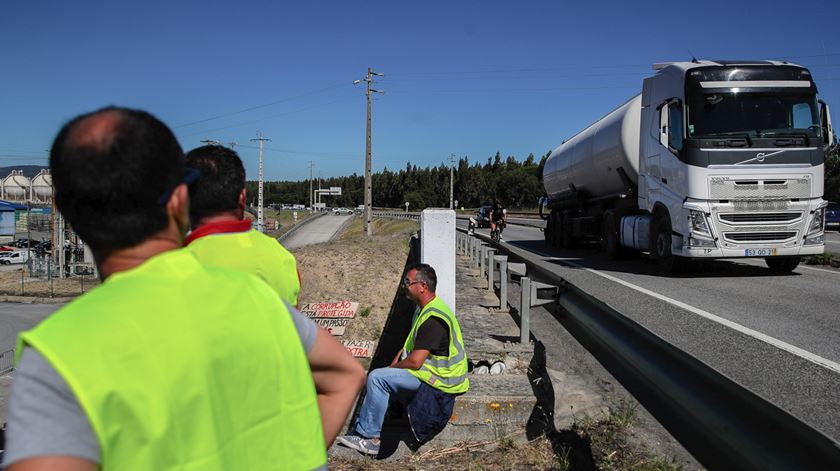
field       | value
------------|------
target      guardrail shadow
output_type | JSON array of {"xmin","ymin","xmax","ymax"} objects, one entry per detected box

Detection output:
[{"xmin": 526, "ymin": 340, "xmax": 597, "ymax": 471}]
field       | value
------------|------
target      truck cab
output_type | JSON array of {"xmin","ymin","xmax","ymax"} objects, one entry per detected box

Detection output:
[{"xmin": 639, "ymin": 60, "xmax": 833, "ymax": 271}]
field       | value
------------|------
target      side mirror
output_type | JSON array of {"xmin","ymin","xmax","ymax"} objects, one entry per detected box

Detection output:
[
  {"xmin": 658, "ymin": 98, "xmax": 683, "ymax": 152},
  {"xmin": 659, "ymin": 102, "xmax": 669, "ymax": 148},
  {"xmin": 819, "ymin": 100, "xmax": 835, "ymax": 146}
]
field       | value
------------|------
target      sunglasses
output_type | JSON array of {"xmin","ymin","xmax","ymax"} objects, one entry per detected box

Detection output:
[
  {"xmin": 158, "ymin": 167, "xmax": 200, "ymax": 206},
  {"xmin": 403, "ymin": 278, "xmax": 424, "ymax": 287}
]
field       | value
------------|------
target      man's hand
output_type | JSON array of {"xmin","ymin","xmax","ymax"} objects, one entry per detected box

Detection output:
[
  {"xmin": 307, "ymin": 327, "xmax": 366, "ymax": 447},
  {"xmin": 392, "ymin": 348, "xmax": 430, "ymax": 370}
]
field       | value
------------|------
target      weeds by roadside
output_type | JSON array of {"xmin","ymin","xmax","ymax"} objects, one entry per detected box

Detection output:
[{"xmin": 805, "ymin": 253, "xmax": 840, "ymax": 267}]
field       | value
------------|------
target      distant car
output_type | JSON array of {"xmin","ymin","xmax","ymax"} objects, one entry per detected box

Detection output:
[
  {"xmin": 826, "ymin": 201, "xmax": 840, "ymax": 231},
  {"xmin": 333, "ymin": 207, "xmax": 353, "ymax": 215},
  {"xmin": 1, "ymin": 251, "xmax": 29, "ymax": 265},
  {"xmin": 0, "ymin": 246, "xmax": 12, "ymax": 252},
  {"xmin": 475, "ymin": 205, "xmax": 493, "ymax": 228}
]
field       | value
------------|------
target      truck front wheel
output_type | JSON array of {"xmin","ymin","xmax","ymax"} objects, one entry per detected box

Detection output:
[
  {"xmin": 765, "ymin": 256, "xmax": 800, "ymax": 273},
  {"xmin": 651, "ymin": 212, "xmax": 680, "ymax": 273}
]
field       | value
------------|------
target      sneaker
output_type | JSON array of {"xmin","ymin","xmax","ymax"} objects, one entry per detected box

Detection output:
[{"xmin": 337, "ymin": 434, "xmax": 380, "ymax": 456}]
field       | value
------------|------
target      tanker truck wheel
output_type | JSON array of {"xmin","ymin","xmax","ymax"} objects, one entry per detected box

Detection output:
[
  {"xmin": 602, "ymin": 211, "xmax": 622, "ymax": 259},
  {"xmin": 561, "ymin": 210, "xmax": 574, "ymax": 248},
  {"xmin": 651, "ymin": 211, "xmax": 681, "ymax": 273},
  {"xmin": 545, "ymin": 212, "xmax": 556, "ymax": 245}
]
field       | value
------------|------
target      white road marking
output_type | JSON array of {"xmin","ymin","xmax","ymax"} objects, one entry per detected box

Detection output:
[
  {"xmin": 797, "ymin": 264, "xmax": 840, "ymax": 275},
  {"xmin": 541, "ymin": 253, "xmax": 840, "ymax": 375}
]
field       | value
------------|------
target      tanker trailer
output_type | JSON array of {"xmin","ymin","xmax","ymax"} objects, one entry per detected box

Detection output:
[{"xmin": 542, "ymin": 60, "xmax": 835, "ymax": 272}]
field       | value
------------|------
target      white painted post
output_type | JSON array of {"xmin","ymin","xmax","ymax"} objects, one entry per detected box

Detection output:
[
  {"xmin": 487, "ymin": 248, "xmax": 495, "ymax": 290},
  {"xmin": 420, "ymin": 209, "xmax": 456, "ymax": 314}
]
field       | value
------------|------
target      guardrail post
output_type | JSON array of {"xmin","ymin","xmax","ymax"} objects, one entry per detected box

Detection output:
[
  {"xmin": 475, "ymin": 243, "xmax": 482, "ymax": 268},
  {"xmin": 487, "ymin": 248, "xmax": 495, "ymax": 290},
  {"xmin": 520, "ymin": 277, "xmax": 531, "ymax": 344},
  {"xmin": 479, "ymin": 245, "xmax": 486, "ymax": 275},
  {"xmin": 497, "ymin": 255, "xmax": 508, "ymax": 309}
]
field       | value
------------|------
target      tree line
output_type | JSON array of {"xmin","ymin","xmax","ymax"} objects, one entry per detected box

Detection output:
[
  {"xmin": 246, "ymin": 152, "xmax": 551, "ymax": 210},
  {"xmin": 246, "ymin": 144, "xmax": 840, "ymax": 211}
]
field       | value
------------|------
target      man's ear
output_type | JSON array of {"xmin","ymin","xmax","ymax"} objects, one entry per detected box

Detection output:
[
  {"xmin": 166, "ymin": 184, "xmax": 190, "ymax": 232},
  {"xmin": 238, "ymin": 188, "xmax": 246, "ymax": 212}
]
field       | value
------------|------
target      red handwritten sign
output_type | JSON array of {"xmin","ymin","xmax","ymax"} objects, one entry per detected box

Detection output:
[{"xmin": 300, "ymin": 301, "xmax": 358, "ymax": 319}]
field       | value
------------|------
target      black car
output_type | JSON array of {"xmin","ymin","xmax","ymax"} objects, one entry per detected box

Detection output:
[{"xmin": 826, "ymin": 201, "xmax": 840, "ymax": 231}]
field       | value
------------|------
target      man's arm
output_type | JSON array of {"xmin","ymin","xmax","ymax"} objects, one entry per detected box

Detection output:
[
  {"xmin": 306, "ymin": 327, "xmax": 366, "ymax": 447},
  {"xmin": 391, "ymin": 348, "xmax": 430, "ymax": 370},
  {"xmin": 389, "ymin": 349, "xmax": 403, "ymax": 368},
  {"xmin": 8, "ymin": 456, "xmax": 97, "ymax": 471}
]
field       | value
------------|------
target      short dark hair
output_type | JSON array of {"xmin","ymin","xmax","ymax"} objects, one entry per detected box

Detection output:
[
  {"xmin": 50, "ymin": 107, "xmax": 185, "ymax": 250},
  {"xmin": 185, "ymin": 145, "xmax": 245, "ymax": 225},
  {"xmin": 407, "ymin": 263, "xmax": 437, "ymax": 292}
]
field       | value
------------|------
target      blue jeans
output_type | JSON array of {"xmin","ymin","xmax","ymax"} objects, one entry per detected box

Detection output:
[{"xmin": 354, "ymin": 367, "xmax": 422, "ymax": 438}]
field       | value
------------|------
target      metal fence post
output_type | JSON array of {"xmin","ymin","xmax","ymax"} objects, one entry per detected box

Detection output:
[
  {"xmin": 479, "ymin": 244, "xmax": 486, "ymax": 275},
  {"xmin": 474, "ymin": 242, "xmax": 482, "ymax": 268},
  {"xmin": 487, "ymin": 249, "xmax": 495, "ymax": 291},
  {"xmin": 498, "ymin": 255, "xmax": 508, "ymax": 309},
  {"xmin": 520, "ymin": 277, "xmax": 531, "ymax": 344}
]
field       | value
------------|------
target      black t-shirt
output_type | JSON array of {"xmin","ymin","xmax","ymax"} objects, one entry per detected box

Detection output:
[
  {"xmin": 413, "ymin": 316, "xmax": 450, "ymax": 357},
  {"xmin": 491, "ymin": 203, "xmax": 505, "ymax": 221}
]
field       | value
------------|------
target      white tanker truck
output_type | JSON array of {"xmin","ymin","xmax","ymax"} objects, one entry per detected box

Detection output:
[{"xmin": 542, "ymin": 59, "xmax": 835, "ymax": 272}]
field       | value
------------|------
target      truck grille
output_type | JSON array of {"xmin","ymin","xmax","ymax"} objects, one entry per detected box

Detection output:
[
  {"xmin": 719, "ymin": 212, "xmax": 802, "ymax": 224},
  {"xmin": 723, "ymin": 232, "xmax": 797, "ymax": 243},
  {"xmin": 709, "ymin": 177, "xmax": 810, "ymax": 200}
]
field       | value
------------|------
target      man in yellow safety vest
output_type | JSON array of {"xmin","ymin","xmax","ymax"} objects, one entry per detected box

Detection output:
[{"xmin": 337, "ymin": 263, "xmax": 469, "ymax": 456}]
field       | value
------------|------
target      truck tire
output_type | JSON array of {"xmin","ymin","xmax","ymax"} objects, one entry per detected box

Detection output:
[
  {"xmin": 545, "ymin": 212, "xmax": 556, "ymax": 245},
  {"xmin": 651, "ymin": 211, "xmax": 680, "ymax": 273},
  {"xmin": 602, "ymin": 210, "xmax": 622, "ymax": 259},
  {"xmin": 765, "ymin": 256, "xmax": 800, "ymax": 273},
  {"xmin": 561, "ymin": 210, "xmax": 574, "ymax": 248}
]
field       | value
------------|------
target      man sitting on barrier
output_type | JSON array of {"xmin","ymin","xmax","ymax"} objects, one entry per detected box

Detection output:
[{"xmin": 337, "ymin": 263, "xmax": 469, "ymax": 456}]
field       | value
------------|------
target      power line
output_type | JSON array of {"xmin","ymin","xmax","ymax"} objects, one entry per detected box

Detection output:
[{"xmin": 173, "ymin": 82, "xmax": 348, "ymax": 129}]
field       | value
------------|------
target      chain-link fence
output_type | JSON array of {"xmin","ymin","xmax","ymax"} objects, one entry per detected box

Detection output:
[{"xmin": 0, "ymin": 348, "xmax": 14, "ymax": 376}]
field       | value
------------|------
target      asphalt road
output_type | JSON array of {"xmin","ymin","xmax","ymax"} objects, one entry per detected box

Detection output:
[
  {"xmin": 0, "ymin": 302, "xmax": 62, "ymax": 353},
  {"xmin": 282, "ymin": 214, "xmax": 353, "ymax": 249},
  {"xmin": 462, "ymin": 220, "xmax": 840, "ymax": 442}
]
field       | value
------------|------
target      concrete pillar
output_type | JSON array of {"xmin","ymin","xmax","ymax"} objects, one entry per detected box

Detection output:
[{"xmin": 420, "ymin": 209, "xmax": 456, "ymax": 314}]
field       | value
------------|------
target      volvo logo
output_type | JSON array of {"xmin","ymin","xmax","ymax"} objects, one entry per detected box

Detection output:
[{"xmin": 734, "ymin": 149, "xmax": 786, "ymax": 165}]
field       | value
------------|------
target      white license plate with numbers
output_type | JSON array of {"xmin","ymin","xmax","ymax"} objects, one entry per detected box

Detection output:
[{"xmin": 745, "ymin": 248, "xmax": 777, "ymax": 257}]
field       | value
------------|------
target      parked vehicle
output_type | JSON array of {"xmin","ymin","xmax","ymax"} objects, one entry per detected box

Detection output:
[
  {"xmin": 542, "ymin": 59, "xmax": 834, "ymax": 273},
  {"xmin": 0, "ymin": 251, "xmax": 29, "ymax": 265},
  {"xmin": 475, "ymin": 206, "xmax": 493, "ymax": 228},
  {"xmin": 333, "ymin": 207, "xmax": 353, "ymax": 215},
  {"xmin": 826, "ymin": 202, "xmax": 840, "ymax": 231}
]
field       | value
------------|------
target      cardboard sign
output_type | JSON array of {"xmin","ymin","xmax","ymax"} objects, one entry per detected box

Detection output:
[
  {"xmin": 341, "ymin": 340, "xmax": 376, "ymax": 358},
  {"xmin": 314, "ymin": 317, "xmax": 350, "ymax": 336},
  {"xmin": 300, "ymin": 301, "xmax": 358, "ymax": 319}
]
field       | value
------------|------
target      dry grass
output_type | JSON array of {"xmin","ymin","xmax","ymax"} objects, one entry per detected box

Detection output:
[{"xmin": 0, "ymin": 268, "xmax": 99, "ymax": 298}]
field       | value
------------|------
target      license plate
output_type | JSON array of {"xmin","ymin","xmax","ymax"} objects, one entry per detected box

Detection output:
[{"xmin": 745, "ymin": 248, "xmax": 777, "ymax": 257}]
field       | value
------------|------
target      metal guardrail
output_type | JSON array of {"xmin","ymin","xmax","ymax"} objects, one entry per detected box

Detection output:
[
  {"xmin": 456, "ymin": 228, "xmax": 840, "ymax": 470},
  {"xmin": 372, "ymin": 211, "xmax": 420, "ymax": 221},
  {"xmin": 0, "ymin": 348, "xmax": 14, "ymax": 376}
]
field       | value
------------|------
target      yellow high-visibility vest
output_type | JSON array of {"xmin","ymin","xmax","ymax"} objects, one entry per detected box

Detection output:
[
  {"xmin": 188, "ymin": 228, "xmax": 300, "ymax": 306},
  {"xmin": 17, "ymin": 249, "xmax": 325, "ymax": 470},
  {"xmin": 403, "ymin": 296, "xmax": 470, "ymax": 394}
]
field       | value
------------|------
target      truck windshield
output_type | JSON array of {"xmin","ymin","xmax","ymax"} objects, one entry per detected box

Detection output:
[{"xmin": 686, "ymin": 91, "xmax": 820, "ymax": 139}]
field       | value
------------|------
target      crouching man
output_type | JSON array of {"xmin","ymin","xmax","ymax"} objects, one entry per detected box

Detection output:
[{"xmin": 337, "ymin": 263, "xmax": 469, "ymax": 455}]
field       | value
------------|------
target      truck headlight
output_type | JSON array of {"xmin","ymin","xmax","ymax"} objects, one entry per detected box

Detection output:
[
  {"xmin": 689, "ymin": 210, "xmax": 711, "ymax": 237},
  {"xmin": 807, "ymin": 207, "xmax": 825, "ymax": 236}
]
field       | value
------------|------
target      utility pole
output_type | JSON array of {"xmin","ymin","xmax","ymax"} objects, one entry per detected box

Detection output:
[
  {"xmin": 449, "ymin": 154, "xmax": 456, "ymax": 209},
  {"xmin": 250, "ymin": 132, "xmax": 271, "ymax": 232},
  {"xmin": 354, "ymin": 68, "xmax": 384, "ymax": 236},
  {"xmin": 308, "ymin": 161, "xmax": 314, "ymax": 211}
]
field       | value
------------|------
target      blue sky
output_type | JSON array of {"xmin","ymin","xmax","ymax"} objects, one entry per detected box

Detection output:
[{"xmin": 2, "ymin": 0, "xmax": 839, "ymax": 181}]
